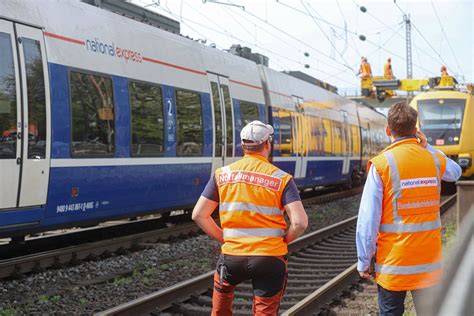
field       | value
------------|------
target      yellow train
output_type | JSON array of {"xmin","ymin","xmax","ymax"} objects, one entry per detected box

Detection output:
[{"xmin": 410, "ymin": 87, "xmax": 474, "ymax": 178}]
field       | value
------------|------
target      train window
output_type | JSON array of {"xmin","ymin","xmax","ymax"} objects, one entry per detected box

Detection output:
[
  {"xmin": 308, "ymin": 116, "xmax": 322, "ymax": 156},
  {"xmin": 176, "ymin": 89, "xmax": 203, "ymax": 156},
  {"xmin": 240, "ymin": 101, "xmax": 259, "ymax": 125},
  {"xmin": 0, "ymin": 33, "xmax": 17, "ymax": 159},
  {"xmin": 322, "ymin": 119, "xmax": 332, "ymax": 156},
  {"xmin": 221, "ymin": 85, "xmax": 233, "ymax": 157},
  {"xmin": 361, "ymin": 127, "xmax": 369, "ymax": 157},
  {"xmin": 211, "ymin": 82, "xmax": 223, "ymax": 157},
  {"xmin": 70, "ymin": 71, "xmax": 115, "ymax": 157},
  {"xmin": 351, "ymin": 125, "xmax": 360, "ymax": 155},
  {"xmin": 23, "ymin": 38, "xmax": 47, "ymax": 159},
  {"xmin": 332, "ymin": 122, "xmax": 342, "ymax": 155},
  {"xmin": 344, "ymin": 126, "xmax": 350, "ymax": 155},
  {"xmin": 129, "ymin": 81, "xmax": 164, "ymax": 157},
  {"xmin": 279, "ymin": 110, "xmax": 292, "ymax": 156}
]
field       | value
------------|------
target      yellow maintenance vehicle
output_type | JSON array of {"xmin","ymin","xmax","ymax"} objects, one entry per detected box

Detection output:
[{"xmin": 361, "ymin": 76, "xmax": 474, "ymax": 178}]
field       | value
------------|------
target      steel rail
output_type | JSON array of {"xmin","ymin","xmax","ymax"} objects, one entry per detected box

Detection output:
[
  {"xmin": 281, "ymin": 193, "xmax": 457, "ymax": 315},
  {"xmin": 96, "ymin": 218, "xmax": 360, "ymax": 315},
  {"xmin": 0, "ymin": 221, "xmax": 199, "ymax": 279},
  {"xmin": 98, "ymin": 193, "xmax": 456, "ymax": 316}
]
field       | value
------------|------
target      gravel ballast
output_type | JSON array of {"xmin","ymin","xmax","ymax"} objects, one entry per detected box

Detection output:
[{"xmin": 0, "ymin": 194, "xmax": 361, "ymax": 315}]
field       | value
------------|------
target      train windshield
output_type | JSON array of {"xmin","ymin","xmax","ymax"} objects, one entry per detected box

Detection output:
[{"xmin": 418, "ymin": 99, "xmax": 466, "ymax": 145}]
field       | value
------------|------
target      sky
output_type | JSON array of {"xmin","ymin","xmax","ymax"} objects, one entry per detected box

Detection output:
[{"xmin": 132, "ymin": 0, "xmax": 473, "ymax": 95}]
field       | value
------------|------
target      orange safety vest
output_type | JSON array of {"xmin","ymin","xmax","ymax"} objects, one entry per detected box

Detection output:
[
  {"xmin": 384, "ymin": 63, "xmax": 393, "ymax": 79},
  {"xmin": 215, "ymin": 153, "xmax": 292, "ymax": 256},
  {"xmin": 360, "ymin": 62, "xmax": 372, "ymax": 79},
  {"xmin": 369, "ymin": 138, "xmax": 447, "ymax": 291}
]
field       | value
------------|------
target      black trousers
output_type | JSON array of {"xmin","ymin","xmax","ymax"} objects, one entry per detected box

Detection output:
[{"xmin": 216, "ymin": 254, "xmax": 287, "ymax": 297}]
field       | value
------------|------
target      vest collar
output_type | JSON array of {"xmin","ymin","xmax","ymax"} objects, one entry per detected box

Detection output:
[
  {"xmin": 244, "ymin": 153, "xmax": 269, "ymax": 162},
  {"xmin": 383, "ymin": 136, "xmax": 419, "ymax": 152}
]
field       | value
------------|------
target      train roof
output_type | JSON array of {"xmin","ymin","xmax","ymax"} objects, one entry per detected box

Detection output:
[{"xmin": 0, "ymin": 0, "xmax": 265, "ymax": 103}]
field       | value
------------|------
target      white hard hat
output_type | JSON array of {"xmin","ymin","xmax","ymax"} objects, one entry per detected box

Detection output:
[{"xmin": 240, "ymin": 120, "xmax": 274, "ymax": 145}]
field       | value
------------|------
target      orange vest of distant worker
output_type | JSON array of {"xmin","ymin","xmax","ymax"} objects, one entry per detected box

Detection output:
[
  {"xmin": 360, "ymin": 62, "xmax": 372, "ymax": 79},
  {"xmin": 384, "ymin": 62, "xmax": 393, "ymax": 79},
  {"xmin": 215, "ymin": 154, "xmax": 292, "ymax": 256},
  {"xmin": 369, "ymin": 138, "xmax": 447, "ymax": 291}
]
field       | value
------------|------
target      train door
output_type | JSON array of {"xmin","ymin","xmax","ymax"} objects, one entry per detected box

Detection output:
[
  {"xmin": 208, "ymin": 73, "xmax": 234, "ymax": 174},
  {"xmin": 341, "ymin": 111, "xmax": 351, "ymax": 175},
  {"xmin": 292, "ymin": 96, "xmax": 307, "ymax": 179},
  {"xmin": 0, "ymin": 21, "xmax": 50, "ymax": 210},
  {"xmin": 0, "ymin": 20, "xmax": 21, "ymax": 209}
]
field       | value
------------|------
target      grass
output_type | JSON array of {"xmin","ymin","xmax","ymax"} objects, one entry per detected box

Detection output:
[
  {"xmin": 112, "ymin": 275, "xmax": 133, "ymax": 285},
  {"xmin": 0, "ymin": 307, "xmax": 17, "ymax": 316}
]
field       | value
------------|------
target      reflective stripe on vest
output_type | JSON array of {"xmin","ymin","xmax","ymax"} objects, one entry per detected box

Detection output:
[
  {"xmin": 223, "ymin": 228, "xmax": 285, "ymax": 238},
  {"xmin": 430, "ymin": 151, "xmax": 441, "ymax": 194},
  {"xmin": 383, "ymin": 150, "xmax": 440, "ymax": 233},
  {"xmin": 219, "ymin": 202, "xmax": 282, "ymax": 216},
  {"xmin": 375, "ymin": 261, "xmax": 442, "ymax": 275},
  {"xmin": 216, "ymin": 154, "xmax": 291, "ymax": 256},
  {"xmin": 380, "ymin": 218, "xmax": 441, "ymax": 233}
]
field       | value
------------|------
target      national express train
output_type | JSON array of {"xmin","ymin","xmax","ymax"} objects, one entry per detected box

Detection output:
[{"xmin": 0, "ymin": 0, "xmax": 388, "ymax": 239}]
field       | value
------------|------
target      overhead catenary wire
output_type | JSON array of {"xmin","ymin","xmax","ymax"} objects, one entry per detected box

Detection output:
[
  {"xmin": 300, "ymin": 0, "xmax": 355, "ymax": 72},
  {"xmin": 430, "ymin": 0, "xmax": 464, "ymax": 79},
  {"xmin": 274, "ymin": 0, "xmax": 435, "ymax": 75},
  {"xmin": 392, "ymin": 0, "xmax": 453, "ymax": 74},
  {"xmin": 223, "ymin": 4, "xmax": 350, "ymax": 74},
  {"xmin": 150, "ymin": 1, "xmax": 358, "ymax": 86},
  {"xmin": 238, "ymin": 3, "xmax": 358, "ymax": 73}
]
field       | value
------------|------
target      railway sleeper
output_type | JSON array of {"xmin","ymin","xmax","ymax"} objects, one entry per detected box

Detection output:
[
  {"xmin": 289, "ymin": 257, "xmax": 356, "ymax": 264},
  {"xmin": 289, "ymin": 261, "xmax": 353, "ymax": 268},
  {"xmin": 294, "ymin": 251, "xmax": 356, "ymax": 259},
  {"xmin": 305, "ymin": 245, "xmax": 357, "ymax": 252},
  {"xmin": 297, "ymin": 249, "xmax": 357, "ymax": 256},
  {"xmin": 288, "ymin": 267, "xmax": 348, "ymax": 274}
]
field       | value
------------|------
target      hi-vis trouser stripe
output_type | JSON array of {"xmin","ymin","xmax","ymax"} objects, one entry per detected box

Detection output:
[
  {"xmin": 223, "ymin": 228, "xmax": 285, "ymax": 238},
  {"xmin": 220, "ymin": 202, "xmax": 283, "ymax": 216},
  {"xmin": 380, "ymin": 151, "xmax": 441, "ymax": 233},
  {"xmin": 375, "ymin": 261, "xmax": 442, "ymax": 275}
]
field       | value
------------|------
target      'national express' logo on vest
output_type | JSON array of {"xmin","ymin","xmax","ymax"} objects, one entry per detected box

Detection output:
[
  {"xmin": 400, "ymin": 177, "xmax": 438, "ymax": 189},
  {"xmin": 86, "ymin": 38, "xmax": 143, "ymax": 63}
]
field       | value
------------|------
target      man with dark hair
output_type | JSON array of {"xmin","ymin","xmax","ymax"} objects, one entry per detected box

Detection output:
[
  {"xmin": 192, "ymin": 120, "xmax": 308, "ymax": 315},
  {"xmin": 356, "ymin": 102, "xmax": 461, "ymax": 316}
]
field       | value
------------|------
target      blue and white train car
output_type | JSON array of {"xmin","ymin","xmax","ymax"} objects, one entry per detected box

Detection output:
[{"xmin": 0, "ymin": 0, "xmax": 387, "ymax": 238}]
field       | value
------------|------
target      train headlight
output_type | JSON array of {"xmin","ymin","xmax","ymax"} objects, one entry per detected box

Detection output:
[{"xmin": 457, "ymin": 157, "xmax": 471, "ymax": 169}]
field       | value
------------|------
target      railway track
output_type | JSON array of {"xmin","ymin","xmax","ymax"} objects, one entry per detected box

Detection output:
[
  {"xmin": 0, "ymin": 186, "xmax": 362, "ymax": 280},
  {"xmin": 97, "ymin": 193, "xmax": 456, "ymax": 316}
]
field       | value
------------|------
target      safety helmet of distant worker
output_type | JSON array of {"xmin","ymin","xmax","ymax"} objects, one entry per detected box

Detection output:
[
  {"xmin": 440, "ymin": 65, "xmax": 449, "ymax": 77},
  {"xmin": 240, "ymin": 120, "xmax": 274, "ymax": 150}
]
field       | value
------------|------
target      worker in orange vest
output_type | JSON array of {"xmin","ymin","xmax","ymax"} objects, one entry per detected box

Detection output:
[
  {"xmin": 384, "ymin": 57, "xmax": 394, "ymax": 79},
  {"xmin": 358, "ymin": 56, "xmax": 372, "ymax": 79},
  {"xmin": 192, "ymin": 120, "xmax": 308, "ymax": 315},
  {"xmin": 356, "ymin": 102, "xmax": 461, "ymax": 316},
  {"xmin": 440, "ymin": 65, "xmax": 449, "ymax": 76}
]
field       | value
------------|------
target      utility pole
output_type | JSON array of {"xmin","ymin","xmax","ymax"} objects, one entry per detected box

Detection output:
[{"xmin": 404, "ymin": 14, "xmax": 413, "ymax": 97}]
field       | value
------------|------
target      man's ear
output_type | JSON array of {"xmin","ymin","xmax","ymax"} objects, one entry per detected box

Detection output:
[{"xmin": 385, "ymin": 126, "xmax": 392, "ymax": 137}]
